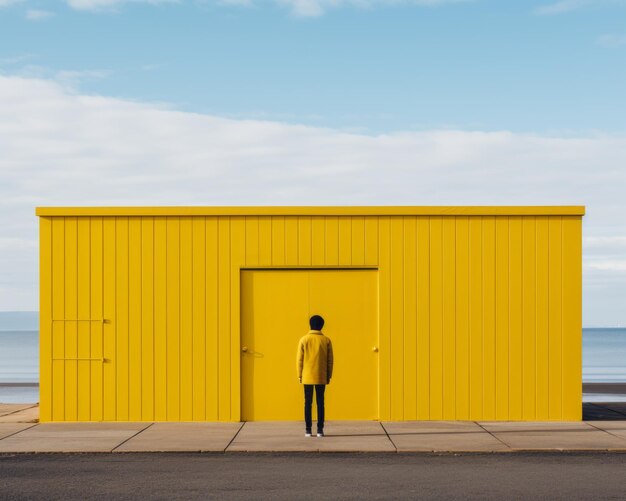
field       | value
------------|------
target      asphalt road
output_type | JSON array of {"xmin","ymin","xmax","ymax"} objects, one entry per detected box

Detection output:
[{"xmin": 1, "ymin": 452, "xmax": 626, "ymax": 500}]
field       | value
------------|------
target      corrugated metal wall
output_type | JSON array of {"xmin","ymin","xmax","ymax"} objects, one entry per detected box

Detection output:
[{"xmin": 39, "ymin": 214, "xmax": 582, "ymax": 422}]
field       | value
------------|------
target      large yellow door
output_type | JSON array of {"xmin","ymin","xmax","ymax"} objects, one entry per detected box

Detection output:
[{"xmin": 241, "ymin": 269, "xmax": 378, "ymax": 421}]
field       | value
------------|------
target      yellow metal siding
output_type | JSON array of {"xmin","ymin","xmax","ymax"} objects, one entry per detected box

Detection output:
[
  {"xmin": 141, "ymin": 217, "xmax": 154, "ymax": 421},
  {"xmin": 39, "ymin": 217, "xmax": 52, "ymax": 423},
  {"xmin": 39, "ymin": 211, "xmax": 583, "ymax": 422}
]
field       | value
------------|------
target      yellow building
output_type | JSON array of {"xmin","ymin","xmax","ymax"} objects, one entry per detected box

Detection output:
[{"xmin": 36, "ymin": 206, "xmax": 584, "ymax": 422}]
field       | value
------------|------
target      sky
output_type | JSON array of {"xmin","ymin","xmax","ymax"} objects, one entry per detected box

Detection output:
[{"xmin": 0, "ymin": 0, "xmax": 625, "ymax": 325}]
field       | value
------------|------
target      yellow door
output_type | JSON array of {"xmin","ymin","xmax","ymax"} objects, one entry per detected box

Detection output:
[{"xmin": 241, "ymin": 269, "xmax": 378, "ymax": 421}]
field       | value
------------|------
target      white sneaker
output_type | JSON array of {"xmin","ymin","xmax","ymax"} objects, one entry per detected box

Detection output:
[
  {"xmin": 305, "ymin": 432, "xmax": 312, "ymax": 437},
  {"xmin": 316, "ymin": 432, "xmax": 324, "ymax": 437}
]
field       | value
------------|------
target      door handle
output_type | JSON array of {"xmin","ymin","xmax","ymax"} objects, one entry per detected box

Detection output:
[
  {"xmin": 372, "ymin": 347, "xmax": 378, "ymax": 352},
  {"xmin": 242, "ymin": 346, "xmax": 248, "ymax": 352}
]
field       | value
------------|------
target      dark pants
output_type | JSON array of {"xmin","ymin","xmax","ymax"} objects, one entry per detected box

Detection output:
[{"xmin": 304, "ymin": 384, "xmax": 326, "ymax": 433}]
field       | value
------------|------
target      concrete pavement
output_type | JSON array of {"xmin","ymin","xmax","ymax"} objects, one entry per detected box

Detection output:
[
  {"xmin": 1, "ymin": 403, "xmax": 626, "ymax": 453},
  {"xmin": 0, "ymin": 403, "xmax": 38, "ymax": 423}
]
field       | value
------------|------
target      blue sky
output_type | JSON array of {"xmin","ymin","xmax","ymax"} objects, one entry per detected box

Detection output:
[
  {"xmin": 1, "ymin": 0, "xmax": 626, "ymax": 325},
  {"xmin": 2, "ymin": 0, "xmax": 626, "ymax": 132}
]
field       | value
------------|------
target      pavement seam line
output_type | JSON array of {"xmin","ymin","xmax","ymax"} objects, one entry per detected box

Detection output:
[
  {"xmin": 379, "ymin": 422, "xmax": 398, "ymax": 452},
  {"xmin": 110, "ymin": 423, "xmax": 155, "ymax": 452},
  {"xmin": 474, "ymin": 421, "xmax": 512, "ymax": 450},
  {"xmin": 0, "ymin": 423, "xmax": 39, "ymax": 442},
  {"xmin": 585, "ymin": 421, "xmax": 626, "ymax": 443},
  {"xmin": 224, "ymin": 422, "xmax": 246, "ymax": 452},
  {"xmin": 0, "ymin": 404, "xmax": 39, "ymax": 419}
]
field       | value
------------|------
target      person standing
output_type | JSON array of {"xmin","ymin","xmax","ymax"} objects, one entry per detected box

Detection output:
[{"xmin": 296, "ymin": 315, "xmax": 333, "ymax": 437}]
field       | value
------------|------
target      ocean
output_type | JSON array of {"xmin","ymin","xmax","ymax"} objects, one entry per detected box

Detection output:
[{"xmin": 1, "ymin": 328, "xmax": 625, "ymax": 403}]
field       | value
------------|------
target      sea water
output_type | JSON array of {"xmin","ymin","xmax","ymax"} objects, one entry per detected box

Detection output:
[
  {"xmin": 0, "ymin": 330, "xmax": 38, "ymax": 403},
  {"xmin": 582, "ymin": 328, "xmax": 626, "ymax": 383},
  {"xmin": 1, "ymin": 329, "xmax": 625, "ymax": 403}
]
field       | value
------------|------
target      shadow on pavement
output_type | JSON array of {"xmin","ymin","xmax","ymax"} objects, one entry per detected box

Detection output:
[{"xmin": 583, "ymin": 402, "xmax": 626, "ymax": 420}]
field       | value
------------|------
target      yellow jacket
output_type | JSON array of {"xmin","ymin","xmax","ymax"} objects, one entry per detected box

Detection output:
[{"xmin": 296, "ymin": 330, "xmax": 334, "ymax": 385}]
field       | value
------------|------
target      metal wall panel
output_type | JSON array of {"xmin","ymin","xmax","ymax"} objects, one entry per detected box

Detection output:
[{"xmin": 39, "ymin": 211, "xmax": 583, "ymax": 421}]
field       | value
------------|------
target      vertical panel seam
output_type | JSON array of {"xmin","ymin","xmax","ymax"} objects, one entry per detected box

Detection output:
[
  {"xmin": 427, "ymin": 218, "xmax": 430, "ymax": 420},
  {"xmin": 114, "ymin": 218, "xmax": 117, "ymax": 420},
  {"xmin": 534, "ymin": 217, "xmax": 537, "ymax": 419},
  {"xmin": 310, "ymin": 217, "xmax": 313, "ymax": 266},
  {"xmin": 75, "ymin": 218, "xmax": 79, "ymax": 421},
  {"xmin": 480, "ymin": 217, "xmax": 484, "ymax": 419},
  {"xmin": 127, "ymin": 218, "xmax": 130, "ymax": 421},
  {"xmin": 136, "ymin": 217, "xmax": 145, "ymax": 420},
  {"xmin": 228, "ymin": 218, "xmax": 232, "ymax": 421},
  {"xmin": 493, "ymin": 217, "xmax": 499, "ymax": 419},
  {"xmin": 560, "ymin": 217, "xmax": 563, "ymax": 419},
  {"xmin": 323, "ymin": 216, "xmax": 327, "ymax": 265},
  {"xmin": 62, "ymin": 217, "xmax": 66, "ymax": 421},
  {"xmin": 440, "ymin": 218, "xmax": 443, "ymax": 418},
  {"xmin": 363, "ymin": 216, "xmax": 366, "ymax": 266},
  {"xmin": 547, "ymin": 218, "xmax": 550, "ymax": 419},
  {"xmin": 385, "ymin": 217, "xmax": 389, "ymax": 419},
  {"xmin": 215, "ymin": 218, "xmax": 219, "ymax": 420},
  {"xmin": 492, "ymin": 218, "xmax": 496, "ymax": 418},
  {"xmin": 191, "ymin": 218, "xmax": 194, "ymax": 420},
  {"xmin": 451, "ymin": 218, "xmax": 455, "ymax": 419},
  {"xmin": 507, "ymin": 218, "xmax": 510, "ymax": 419},
  {"xmin": 349, "ymin": 216, "xmax": 352, "ymax": 266},
  {"xmin": 464, "ymin": 217, "xmax": 469, "ymax": 419},
  {"xmin": 520, "ymin": 219, "xmax": 525, "ymax": 419},
  {"xmin": 427, "ymin": 217, "xmax": 433, "ymax": 419},
  {"xmin": 178, "ymin": 218, "xmax": 182, "ymax": 420},
  {"xmin": 164, "ymin": 218, "xmax": 167, "ymax": 420},
  {"xmin": 203, "ymin": 217, "xmax": 207, "ymax": 421},
  {"xmin": 376, "ymin": 217, "xmax": 380, "ymax": 419},
  {"xmin": 412, "ymin": 217, "xmax": 420, "ymax": 419},
  {"xmin": 101, "ymin": 219, "xmax": 104, "ymax": 420},
  {"xmin": 401, "ymin": 217, "xmax": 405, "ymax": 420},
  {"xmin": 50, "ymin": 219, "xmax": 54, "ymax": 421},
  {"xmin": 413, "ymin": 218, "xmax": 417, "ymax": 418},
  {"xmin": 349, "ymin": 217, "xmax": 353, "ymax": 266},
  {"xmin": 151, "ymin": 219, "xmax": 155, "ymax": 420},
  {"xmin": 88, "ymin": 218, "xmax": 92, "ymax": 420},
  {"xmin": 466, "ymin": 217, "xmax": 470, "ymax": 419},
  {"xmin": 337, "ymin": 217, "xmax": 339, "ymax": 264},
  {"xmin": 282, "ymin": 216, "xmax": 289, "ymax": 264}
]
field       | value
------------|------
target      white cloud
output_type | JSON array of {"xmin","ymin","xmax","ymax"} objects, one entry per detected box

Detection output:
[
  {"xmin": 597, "ymin": 33, "xmax": 626, "ymax": 47},
  {"xmin": 66, "ymin": 0, "xmax": 469, "ymax": 15},
  {"xmin": 25, "ymin": 9, "xmax": 54, "ymax": 20},
  {"xmin": 250, "ymin": 0, "xmax": 469, "ymax": 17},
  {"xmin": 585, "ymin": 261, "xmax": 626, "ymax": 271},
  {"xmin": 1, "ymin": 74, "xmax": 626, "ymax": 325},
  {"xmin": 65, "ymin": 0, "xmax": 179, "ymax": 12},
  {"xmin": 0, "ymin": 0, "xmax": 24, "ymax": 7},
  {"xmin": 0, "ymin": 54, "xmax": 36, "ymax": 65},
  {"xmin": 535, "ymin": 0, "xmax": 626, "ymax": 15},
  {"xmin": 534, "ymin": 0, "xmax": 591, "ymax": 14},
  {"xmin": 218, "ymin": 0, "xmax": 253, "ymax": 6},
  {"xmin": 54, "ymin": 69, "xmax": 112, "ymax": 88},
  {"xmin": 584, "ymin": 236, "xmax": 626, "ymax": 248}
]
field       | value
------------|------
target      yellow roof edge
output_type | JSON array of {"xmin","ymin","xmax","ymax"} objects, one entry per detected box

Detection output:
[{"xmin": 35, "ymin": 206, "xmax": 586, "ymax": 217}]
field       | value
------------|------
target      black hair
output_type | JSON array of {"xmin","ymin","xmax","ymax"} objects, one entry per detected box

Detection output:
[{"xmin": 309, "ymin": 315, "xmax": 324, "ymax": 330}]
